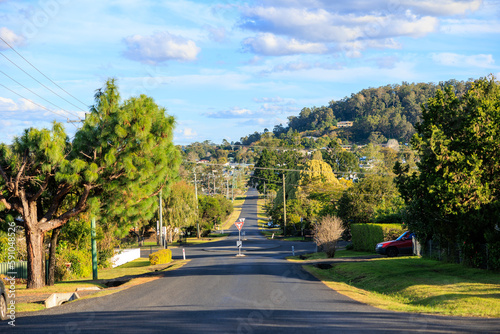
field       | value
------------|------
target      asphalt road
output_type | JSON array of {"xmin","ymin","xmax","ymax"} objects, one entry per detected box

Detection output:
[{"xmin": 7, "ymin": 189, "xmax": 500, "ymax": 333}]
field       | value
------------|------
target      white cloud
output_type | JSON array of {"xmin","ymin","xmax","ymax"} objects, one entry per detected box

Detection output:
[
  {"xmin": 238, "ymin": 1, "xmax": 480, "ymax": 57},
  {"xmin": 431, "ymin": 53, "xmax": 495, "ymax": 68},
  {"xmin": 256, "ymin": 0, "xmax": 482, "ymax": 17},
  {"xmin": 205, "ymin": 25, "xmax": 227, "ymax": 43},
  {"xmin": 0, "ymin": 27, "xmax": 25, "ymax": 50},
  {"xmin": 181, "ymin": 127, "xmax": 197, "ymax": 138},
  {"xmin": 253, "ymin": 96, "xmax": 284, "ymax": 103},
  {"xmin": 243, "ymin": 33, "xmax": 328, "ymax": 56},
  {"xmin": 402, "ymin": 0, "xmax": 482, "ymax": 16},
  {"xmin": 0, "ymin": 97, "xmax": 41, "ymax": 112},
  {"xmin": 240, "ymin": 7, "xmax": 439, "ymax": 42},
  {"xmin": 441, "ymin": 18, "xmax": 500, "ymax": 34},
  {"xmin": 123, "ymin": 31, "xmax": 201, "ymax": 64},
  {"xmin": 205, "ymin": 107, "xmax": 255, "ymax": 119}
]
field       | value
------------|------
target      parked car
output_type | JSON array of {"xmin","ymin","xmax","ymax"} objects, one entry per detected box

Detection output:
[
  {"xmin": 375, "ymin": 231, "xmax": 414, "ymax": 257},
  {"xmin": 0, "ymin": 279, "xmax": 7, "ymax": 321}
]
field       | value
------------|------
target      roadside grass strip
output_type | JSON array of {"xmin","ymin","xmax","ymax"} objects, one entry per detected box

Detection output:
[
  {"xmin": 220, "ymin": 196, "xmax": 246, "ymax": 230},
  {"xmin": 287, "ymin": 250, "xmax": 376, "ymax": 261},
  {"xmin": 299, "ymin": 252, "xmax": 500, "ymax": 318}
]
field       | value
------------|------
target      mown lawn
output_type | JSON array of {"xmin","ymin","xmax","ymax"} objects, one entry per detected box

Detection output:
[{"xmin": 301, "ymin": 252, "xmax": 500, "ymax": 317}]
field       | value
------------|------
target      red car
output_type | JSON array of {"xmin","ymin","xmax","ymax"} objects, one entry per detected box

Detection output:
[{"xmin": 375, "ymin": 231, "xmax": 414, "ymax": 257}]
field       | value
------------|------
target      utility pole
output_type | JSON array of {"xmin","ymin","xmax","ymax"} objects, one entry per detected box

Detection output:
[
  {"xmin": 212, "ymin": 170, "xmax": 216, "ymax": 195},
  {"xmin": 194, "ymin": 168, "xmax": 200, "ymax": 238},
  {"xmin": 91, "ymin": 217, "xmax": 98, "ymax": 280},
  {"xmin": 283, "ymin": 173, "xmax": 287, "ymax": 237},
  {"xmin": 226, "ymin": 178, "xmax": 229, "ymax": 199}
]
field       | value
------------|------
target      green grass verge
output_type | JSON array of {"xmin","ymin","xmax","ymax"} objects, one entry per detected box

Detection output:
[
  {"xmin": 287, "ymin": 250, "xmax": 375, "ymax": 261},
  {"xmin": 220, "ymin": 197, "xmax": 246, "ymax": 230},
  {"xmin": 303, "ymin": 256, "xmax": 500, "ymax": 317},
  {"xmin": 16, "ymin": 258, "xmax": 189, "ymax": 313}
]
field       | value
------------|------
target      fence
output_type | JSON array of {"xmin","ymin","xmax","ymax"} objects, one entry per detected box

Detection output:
[
  {"xmin": 0, "ymin": 261, "xmax": 50, "ymax": 281},
  {"xmin": 413, "ymin": 238, "xmax": 498, "ymax": 270}
]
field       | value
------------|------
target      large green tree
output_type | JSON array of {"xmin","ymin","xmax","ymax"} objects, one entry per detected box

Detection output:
[
  {"xmin": 337, "ymin": 174, "xmax": 402, "ymax": 227},
  {"xmin": 164, "ymin": 180, "xmax": 199, "ymax": 242},
  {"xmin": 0, "ymin": 79, "xmax": 180, "ymax": 288},
  {"xmin": 395, "ymin": 76, "xmax": 500, "ymax": 266}
]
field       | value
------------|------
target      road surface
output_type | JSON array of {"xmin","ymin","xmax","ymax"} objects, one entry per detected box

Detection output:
[{"xmin": 8, "ymin": 189, "xmax": 500, "ymax": 333}]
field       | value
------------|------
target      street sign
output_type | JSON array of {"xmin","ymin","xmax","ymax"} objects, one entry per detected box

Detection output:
[
  {"xmin": 235, "ymin": 221, "xmax": 244, "ymax": 231},
  {"xmin": 237, "ymin": 241, "xmax": 242, "ymax": 248}
]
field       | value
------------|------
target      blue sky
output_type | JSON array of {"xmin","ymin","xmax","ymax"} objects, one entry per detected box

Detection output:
[{"xmin": 0, "ymin": 0, "xmax": 499, "ymax": 145}]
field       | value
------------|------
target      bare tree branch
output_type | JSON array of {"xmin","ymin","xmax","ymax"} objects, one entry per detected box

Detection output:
[
  {"xmin": 30, "ymin": 173, "xmax": 51, "ymax": 203},
  {"xmin": 14, "ymin": 153, "xmax": 28, "ymax": 196},
  {"xmin": 39, "ymin": 184, "xmax": 93, "ymax": 233},
  {"xmin": 0, "ymin": 194, "xmax": 12, "ymax": 211}
]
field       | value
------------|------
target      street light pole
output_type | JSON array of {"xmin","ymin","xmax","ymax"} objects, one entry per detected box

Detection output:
[
  {"xmin": 194, "ymin": 168, "xmax": 200, "ymax": 238},
  {"xmin": 159, "ymin": 188, "xmax": 164, "ymax": 248}
]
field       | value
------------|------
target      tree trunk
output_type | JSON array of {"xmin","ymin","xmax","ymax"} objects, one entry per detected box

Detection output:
[
  {"xmin": 47, "ymin": 227, "xmax": 62, "ymax": 286},
  {"xmin": 25, "ymin": 227, "xmax": 46, "ymax": 289}
]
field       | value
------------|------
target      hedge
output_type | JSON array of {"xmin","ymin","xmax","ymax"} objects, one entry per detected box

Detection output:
[
  {"xmin": 149, "ymin": 249, "xmax": 172, "ymax": 265},
  {"xmin": 351, "ymin": 223, "xmax": 406, "ymax": 252}
]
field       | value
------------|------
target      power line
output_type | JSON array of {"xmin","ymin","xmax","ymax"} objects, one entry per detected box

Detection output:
[
  {"xmin": 187, "ymin": 160, "xmax": 393, "ymax": 177},
  {"xmin": 0, "ymin": 36, "xmax": 88, "ymax": 110},
  {"xmin": 0, "ymin": 83, "xmax": 79, "ymax": 128},
  {"xmin": 0, "ymin": 52, "xmax": 86, "ymax": 113},
  {"xmin": 0, "ymin": 70, "xmax": 80, "ymax": 119}
]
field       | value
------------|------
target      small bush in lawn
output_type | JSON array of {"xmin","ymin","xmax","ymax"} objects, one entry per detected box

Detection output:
[
  {"xmin": 313, "ymin": 216, "xmax": 345, "ymax": 258},
  {"xmin": 55, "ymin": 246, "xmax": 92, "ymax": 281},
  {"xmin": 149, "ymin": 249, "xmax": 172, "ymax": 265}
]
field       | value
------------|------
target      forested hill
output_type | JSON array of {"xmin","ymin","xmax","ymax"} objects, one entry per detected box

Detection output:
[{"xmin": 272, "ymin": 79, "xmax": 470, "ymax": 144}]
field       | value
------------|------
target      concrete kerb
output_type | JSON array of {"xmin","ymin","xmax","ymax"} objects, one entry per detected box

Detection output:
[{"xmin": 45, "ymin": 292, "xmax": 80, "ymax": 308}]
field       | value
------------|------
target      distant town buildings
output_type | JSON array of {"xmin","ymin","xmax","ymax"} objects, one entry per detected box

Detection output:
[{"xmin": 337, "ymin": 121, "xmax": 353, "ymax": 128}]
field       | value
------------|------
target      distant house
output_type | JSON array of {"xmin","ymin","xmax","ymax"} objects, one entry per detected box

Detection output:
[{"xmin": 337, "ymin": 121, "xmax": 353, "ymax": 128}]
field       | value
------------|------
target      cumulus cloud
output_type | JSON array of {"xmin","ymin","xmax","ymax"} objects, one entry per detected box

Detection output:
[
  {"xmin": 182, "ymin": 127, "xmax": 197, "ymax": 138},
  {"xmin": 431, "ymin": 53, "xmax": 495, "ymax": 68},
  {"xmin": 238, "ymin": 0, "xmax": 478, "ymax": 57},
  {"xmin": 243, "ymin": 33, "xmax": 328, "ymax": 56},
  {"xmin": 123, "ymin": 31, "xmax": 200, "ymax": 64},
  {"xmin": 0, "ymin": 27, "xmax": 25, "ymax": 50},
  {"xmin": 0, "ymin": 97, "xmax": 40, "ymax": 112},
  {"xmin": 205, "ymin": 107, "xmax": 255, "ymax": 119}
]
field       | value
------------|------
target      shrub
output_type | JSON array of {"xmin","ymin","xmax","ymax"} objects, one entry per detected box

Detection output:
[
  {"xmin": 55, "ymin": 246, "xmax": 92, "ymax": 281},
  {"xmin": 351, "ymin": 223, "xmax": 405, "ymax": 252},
  {"xmin": 487, "ymin": 242, "xmax": 500, "ymax": 270},
  {"xmin": 149, "ymin": 249, "xmax": 172, "ymax": 265},
  {"xmin": 313, "ymin": 215, "xmax": 345, "ymax": 258}
]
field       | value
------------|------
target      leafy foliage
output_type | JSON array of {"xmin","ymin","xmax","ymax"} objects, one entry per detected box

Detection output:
[
  {"xmin": 337, "ymin": 175, "xmax": 403, "ymax": 228},
  {"xmin": 395, "ymin": 76, "xmax": 500, "ymax": 267},
  {"xmin": 149, "ymin": 249, "xmax": 172, "ymax": 265},
  {"xmin": 351, "ymin": 223, "xmax": 405, "ymax": 252},
  {"xmin": 0, "ymin": 79, "xmax": 180, "ymax": 288}
]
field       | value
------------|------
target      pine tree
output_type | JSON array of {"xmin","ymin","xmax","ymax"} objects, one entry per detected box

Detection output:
[{"xmin": 0, "ymin": 79, "xmax": 180, "ymax": 288}]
